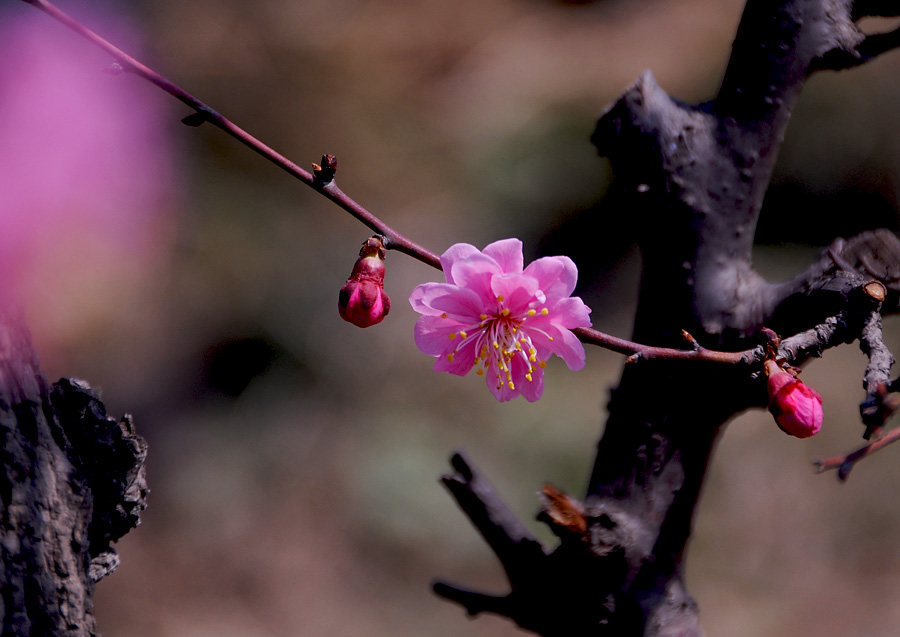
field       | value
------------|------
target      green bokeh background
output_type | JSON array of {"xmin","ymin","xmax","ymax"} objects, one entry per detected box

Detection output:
[{"xmin": 5, "ymin": 0, "xmax": 900, "ymax": 635}]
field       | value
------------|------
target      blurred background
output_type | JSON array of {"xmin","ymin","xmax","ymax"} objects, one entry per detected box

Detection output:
[{"xmin": 2, "ymin": 0, "xmax": 900, "ymax": 635}]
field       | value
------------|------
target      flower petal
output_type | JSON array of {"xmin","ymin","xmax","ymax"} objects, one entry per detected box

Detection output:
[
  {"xmin": 409, "ymin": 282, "xmax": 484, "ymax": 319},
  {"xmin": 414, "ymin": 315, "xmax": 467, "ymax": 356},
  {"xmin": 513, "ymin": 357, "xmax": 544, "ymax": 402},
  {"xmin": 490, "ymin": 273, "xmax": 541, "ymax": 315},
  {"xmin": 530, "ymin": 324, "xmax": 586, "ymax": 370},
  {"xmin": 485, "ymin": 363, "xmax": 520, "ymax": 402},
  {"xmin": 409, "ymin": 282, "xmax": 447, "ymax": 316},
  {"xmin": 483, "ymin": 238, "xmax": 524, "ymax": 274},
  {"xmin": 546, "ymin": 296, "xmax": 592, "ymax": 328},
  {"xmin": 440, "ymin": 243, "xmax": 481, "ymax": 285},
  {"xmin": 433, "ymin": 340, "xmax": 478, "ymax": 376},
  {"xmin": 523, "ymin": 255, "xmax": 578, "ymax": 300},
  {"xmin": 450, "ymin": 253, "xmax": 501, "ymax": 305}
]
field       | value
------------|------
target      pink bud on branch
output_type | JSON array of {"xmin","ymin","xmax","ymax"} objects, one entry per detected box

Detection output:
[
  {"xmin": 765, "ymin": 359, "xmax": 824, "ymax": 438},
  {"xmin": 338, "ymin": 236, "xmax": 391, "ymax": 328}
]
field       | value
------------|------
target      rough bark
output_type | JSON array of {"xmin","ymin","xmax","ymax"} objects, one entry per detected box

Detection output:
[
  {"xmin": 0, "ymin": 312, "xmax": 147, "ymax": 636},
  {"xmin": 436, "ymin": 0, "xmax": 900, "ymax": 634}
]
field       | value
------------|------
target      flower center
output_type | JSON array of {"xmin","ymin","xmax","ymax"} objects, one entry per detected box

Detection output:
[{"xmin": 445, "ymin": 295, "xmax": 553, "ymax": 391}]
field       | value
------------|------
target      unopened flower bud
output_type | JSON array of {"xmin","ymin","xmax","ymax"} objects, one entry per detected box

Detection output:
[
  {"xmin": 765, "ymin": 360, "xmax": 823, "ymax": 438},
  {"xmin": 338, "ymin": 236, "xmax": 391, "ymax": 328}
]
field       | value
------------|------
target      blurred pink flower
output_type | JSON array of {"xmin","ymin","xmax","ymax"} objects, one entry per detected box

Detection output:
[
  {"xmin": 765, "ymin": 360, "xmax": 824, "ymax": 438},
  {"xmin": 409, "ymin": 238, "xmax": 591, "ymax": 402},
  {"xmin": 0, "ymin": 9, "xmax": 174, "ymax": 310}
]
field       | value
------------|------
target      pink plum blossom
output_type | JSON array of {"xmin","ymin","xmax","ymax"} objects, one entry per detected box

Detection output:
[
  {"xmin": 0, "ymin": 10, "xmax": 174, "ymax": 327},
  {"xmin": 409, "ymin": 238, "xmax": 592, "ymax": 402},
  {"xmin": 765, "ymin": 360, "xmax": 823, "ymax": 438}
]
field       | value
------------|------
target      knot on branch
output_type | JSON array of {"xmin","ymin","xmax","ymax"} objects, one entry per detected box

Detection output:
[{"xmin": 50, "ymin": 378, "xmax": 148, "ymax": 582}]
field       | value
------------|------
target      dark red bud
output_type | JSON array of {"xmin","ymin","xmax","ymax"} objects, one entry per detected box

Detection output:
[{"xmin": 338, "ymin": 237, "xmax": 390, "ymax": 328}]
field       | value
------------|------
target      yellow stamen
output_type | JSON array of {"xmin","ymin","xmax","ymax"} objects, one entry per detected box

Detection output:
[
  {"xmin": 449, "ymin": 333, "xmax": 457, "ymax": 340},
  {"xmin": 480, "ymin": 314, "xmax": 488, "ymax": 320},
  {"xmin": 508, "ymin": 382, "xmax": 515, "ymax": 390},
  {"xmin": 539, "ymin": 361, "xmax": 546, "ymax": 368},
  {"xmin": 460, "ymin": 331, "xmax": 467, "ymax": 339},
  {"xmin": 493, "ymin": 342, "xmax": 499, "ymax": 349},
  {"xmin": 541, "ymin": 308, "xmax": 549, "ymax": 315},
  {"xmin": 527, "ymin": 309, "xmax": 536, "ymax": 316},
  {"xmin": 447, "ymin": 353, "xmax": 454, "ymax": 362},
  {"xmin": 477, "ymin": 368, "xmax": 485, "ymax": 376},
  {"xmin": 501, "ymin": 308, "xmax": 510, "ymax": 316},
  {"xmin": 497, "ymin": 295, "xmax": 504, "ymax": 302},
  {"xmin": 441, "ymin": 313, "xmax": 448, "ymax": 318},
  {"xmin": 525, "ymin": 373, "xmax": 533, "ymax": 381}
]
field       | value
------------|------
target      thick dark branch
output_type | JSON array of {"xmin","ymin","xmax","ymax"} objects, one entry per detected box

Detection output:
[
  {"xmin": 439, "ymin": 452, "xmax": 545, "ymax": 581},
  {"xmin": 0, "ymin": 311, "xmax": 146, "ymax": 634},
  {"xmin": 580, "ymin": 2, "xmax": 900, "ymax": 634},
  {"xmin": 50, "ymin": 379, "xmax": 148, "ymax": 580}
]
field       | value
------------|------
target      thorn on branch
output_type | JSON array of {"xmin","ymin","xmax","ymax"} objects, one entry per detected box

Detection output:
[
  {"xmin": 432, "ymin": 582, "xmax": 511, "ymax": 618},
  {"xmin": 181, "ymin": 112, "xmax": 206, "ymax": 127}
]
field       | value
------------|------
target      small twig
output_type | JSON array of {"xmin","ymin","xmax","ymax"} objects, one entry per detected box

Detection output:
[
  {"xmin": 814, "ymin": 425, "xmax": 900, "ymax": 481},
  {"xmin": 859, "ymin": 309, "xmax": 896, "ymax": 438},
  {"xmin": 20, "ymin": 0, "xmax": 441, "ymax": 270},
  {"xmin": 814, "ymin": 27, "xmax": 900, "ymax": 71}
]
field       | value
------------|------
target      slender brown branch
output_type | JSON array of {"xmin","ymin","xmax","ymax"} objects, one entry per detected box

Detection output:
[
  {"xmin": 814, "ymin": 425, "xmax": 900, "ymax": 481},
  {"xmin": 23, "ymin": 0, "xmax": 894, "ymax": 381},
  {"xmin": 20, "ymin": 0, "xmax": 442, "ymax": 270},
  {"xmin": 23, "ymin": 0, "xmax": 783, "ymax": 367},
  {"xmin": 574, "ymin": 327, "xmax": 751, "ymax": 364}
]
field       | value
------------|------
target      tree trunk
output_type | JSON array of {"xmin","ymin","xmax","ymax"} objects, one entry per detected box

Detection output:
[
  {"xmin": 435, "ymin": 0, "xmax": 900, "ymax": 634},
  {"xmin": 0, "ymin": 312, "xmax": 147, "ymax": 636}
]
